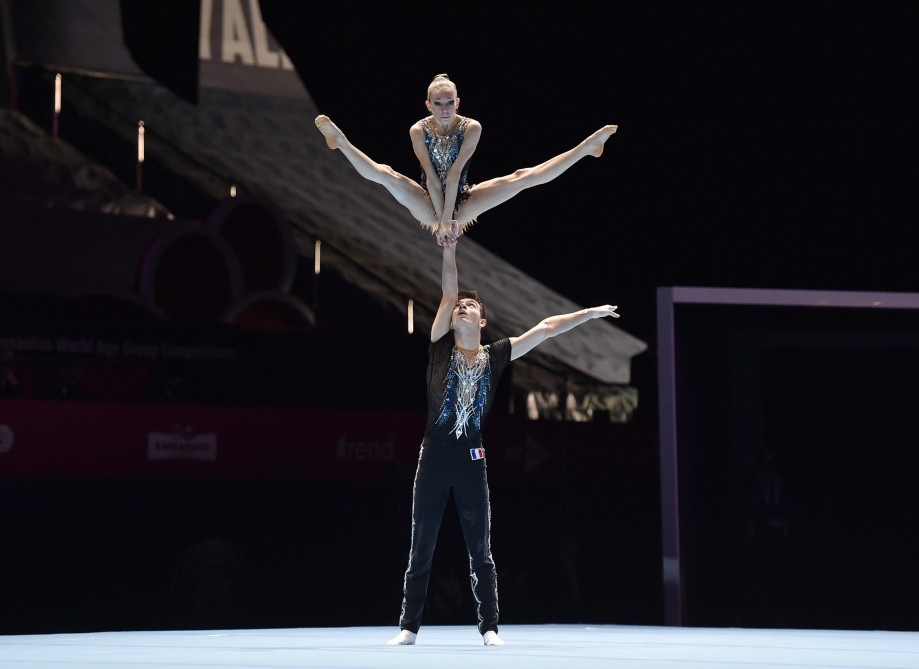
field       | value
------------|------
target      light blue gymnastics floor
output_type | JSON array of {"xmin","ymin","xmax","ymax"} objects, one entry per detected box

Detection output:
[{"xmin": 1, "ymin": 624, "xmax": 917, "ymax": 669}]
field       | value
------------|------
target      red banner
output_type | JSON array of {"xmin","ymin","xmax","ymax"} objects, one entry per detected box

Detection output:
[
  {"xmin": 0, "ymin": 399, "xmax": 424, "ymax": 481},
  {"xmin": 0, "ymin": 399, "xmax": 645, "ymax": 483}
]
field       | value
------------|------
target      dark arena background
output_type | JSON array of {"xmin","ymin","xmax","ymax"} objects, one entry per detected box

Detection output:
[{"xmin": 1, "ymin": 0, "xmax": 918, "ymax": 648}]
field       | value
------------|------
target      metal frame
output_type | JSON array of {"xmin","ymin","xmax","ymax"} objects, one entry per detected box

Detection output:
[{"xmin": 656, "ymin": 286, "xmax": 919, "ymax": 626}]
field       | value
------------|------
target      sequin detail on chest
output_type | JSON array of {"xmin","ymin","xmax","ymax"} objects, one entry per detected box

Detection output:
[
  {"xmin": 437, "ymin": 345, "xmax": 490, "ymax": 439},
  {"xmin": 422, "ymin": 117, "xmax": 468, "ymax": 190}
]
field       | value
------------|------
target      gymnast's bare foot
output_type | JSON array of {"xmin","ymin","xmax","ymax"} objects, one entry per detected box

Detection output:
[
  {"xmin": 314, "ymin": 115, "xmax": 343, "ymax": 149},
  {"xmin": 586, "ymin": 125, "xmax": 618, "ymax": 157}
]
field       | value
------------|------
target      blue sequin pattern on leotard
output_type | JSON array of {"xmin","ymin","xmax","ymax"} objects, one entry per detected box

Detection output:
[
  {"xmin": 420, "ymin": 117, "xmax": 472, "ymax": 209},
  {"xmin": 436, "ymin": 345, "xmax": 490, "ymax": 439}
]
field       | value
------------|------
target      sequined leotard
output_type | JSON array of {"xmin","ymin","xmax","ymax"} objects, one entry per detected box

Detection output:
[{"xmin": 419, "ymin": 116, "xmax": 473, "ymax": 214}]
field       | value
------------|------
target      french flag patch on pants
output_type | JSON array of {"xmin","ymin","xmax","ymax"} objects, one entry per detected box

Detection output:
[{"xmin": 470, "ymin": 447, "xmax": 485, "ymax": 460}]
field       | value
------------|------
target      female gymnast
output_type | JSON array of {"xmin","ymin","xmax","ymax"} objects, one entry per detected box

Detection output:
[{"xmin": 314, "ymin": 73, "xmax": 617, "ymax": 240}]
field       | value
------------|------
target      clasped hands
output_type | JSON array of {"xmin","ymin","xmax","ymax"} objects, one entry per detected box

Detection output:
[{"xmin": 435, "ymin": 220, "xmax": 461, "ymax": 247}]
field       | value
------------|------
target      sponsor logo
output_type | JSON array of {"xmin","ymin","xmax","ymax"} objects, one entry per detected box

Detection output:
[
  {"xmin": 148, "ymin": 426, "xmax": 217, "ymax": 462},
  {"xmin": 335, "ymin": 435, "xmax": 394, "ymax": 462}
]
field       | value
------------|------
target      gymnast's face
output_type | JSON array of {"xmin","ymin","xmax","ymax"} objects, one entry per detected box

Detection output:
[
  {"xmin": 451, "ymin": 298, "xmax": 485, "ymax": 330},
  {"xmin": 426, "ymin": 87, "xmax": 459, "ymax": 124}
]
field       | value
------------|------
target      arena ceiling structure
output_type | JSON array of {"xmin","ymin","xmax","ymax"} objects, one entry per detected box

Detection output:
[{"xmin": 0, "ymin": 1, "xmax": 647, "ymax": 411}]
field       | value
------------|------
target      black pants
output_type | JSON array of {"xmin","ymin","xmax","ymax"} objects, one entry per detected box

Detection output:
[{"xmin": 398, "ymin": 437, "xmax": 498, "ymax": 634}]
